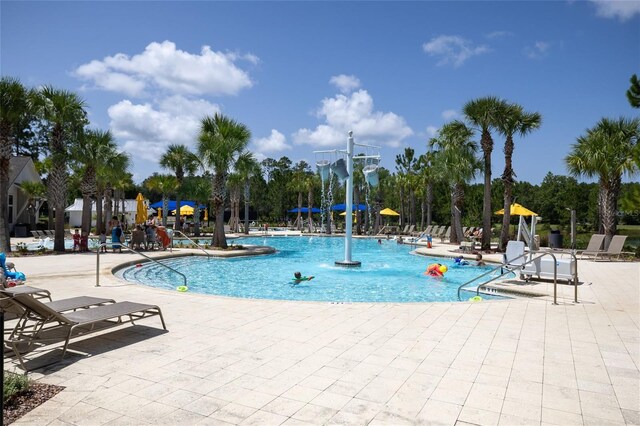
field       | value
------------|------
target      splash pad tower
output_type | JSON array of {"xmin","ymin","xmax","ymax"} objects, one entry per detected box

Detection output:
[{"xmin": 315, "ymin": 131, "xmax": 380, "ymax": 267}]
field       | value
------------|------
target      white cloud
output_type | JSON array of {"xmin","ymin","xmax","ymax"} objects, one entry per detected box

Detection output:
[
  {"xmin": 252, "ymin": 129, "xmax": 291, "ymax": 153},
  {"xmin": 74, "ymin": 40, "xmax": 255, "ymax": 97},
  {"xmin": 485, "ymin": 31, "xmax": 512, "ymax": 39},
  {"xmin": 107, "ymin": 95, "xmax": 220, "ymax": 162},
  {"xmin": 589, "ymin": 0, "xmax": 640, "ymax": 21},
  {"xmin": 329, "ymin": 74, "xmax": 361, "ymax": 93},
  {"xmin": 293, "ymin": 89, "xmax": 413, "ymax": 148},
  {"xmin": 425, "ymin": 126, "xmax": 439, "ymax": 138},
  {"xmin": 524, "ymin": 41, "xmax": 550, "ymax": 59},
  {"xmin": 441, "ymin": 109, "xmax": 459, "ymax": 120},
  {"xmin": 422, "ymin": 35, "xmax": 490, "ymax": 67}
]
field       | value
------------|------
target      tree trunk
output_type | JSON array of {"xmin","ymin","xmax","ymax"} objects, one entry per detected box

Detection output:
[
  {"xmin": 296, "ymin": 192, "xmax": 302, "ymax": 230},
  {"xmin": 48, "ymin": 161, "xmax": 67, "ymax": 253},
  {"xmin": 601, "ymin": 178, "xmax": 620, "ymax": 250},
  {"xmin": 427, "ymin": 182, "xmax": 433, "ymax": 226},
  {"xmin": 193, "ymin": 204, "xmax": 201, "ymax": 237},
  {"xmin": 500, "ymin": 134, "xmax": 515, "ymax": 251},
  {"xmin": 481, "ymin": 129, "xmax": 493, "ymax": 250},
  {"xmin": 0, "ymin": 123, "xmax": 12, "ymax": 252},
  {"xmin": 450, "ymin": 183, "xmax": 464, "ymax": 244},
  {"xmin": 96, "ymin": 193, "xmax": 104, "ymax": 233},
  {"xmin": 244, "ymin": 183, "xmax": 250, "ymax": 235},
  {"xmin": 354, "ymin": 187, "xmax": 362, "ymax": 235},
  {"xmin": 81, "ymin": 194, "xmax": 92, "ymax": 235},
  {"xmin": 211, "ymin": 173, "xmax": 227, "ymax": 248}
]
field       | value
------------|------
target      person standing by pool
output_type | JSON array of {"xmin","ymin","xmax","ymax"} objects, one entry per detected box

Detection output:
[{"xmin": 112, "ymin": 223, "xmax": 122, "ymax": 253}]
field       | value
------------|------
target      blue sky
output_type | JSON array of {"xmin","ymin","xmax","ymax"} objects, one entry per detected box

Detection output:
[{"xmin": 2, "ymin": 1, "xmax": 639, "ymax": 184}]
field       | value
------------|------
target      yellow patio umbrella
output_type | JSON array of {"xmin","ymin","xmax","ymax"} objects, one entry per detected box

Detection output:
[
  {"xmin": 135, "ymin": 193, "xmax": 147, "ymax": 224},
  {"xmin": 171, "ymin": 205, "xmax": 194, "ymax": 216},
  {"xmin": 495, "ymin": 203, "xmax": 538, "ymax": 216},
  {"xmin": 339, "ymin": 211, "xmax": 357, "ymax": 223},
  {"xmin": 380, "ymin": 207, "xmax": 400, "ymax": 216}
]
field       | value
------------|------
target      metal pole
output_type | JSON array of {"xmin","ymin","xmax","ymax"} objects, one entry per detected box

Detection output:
[
  {"xmin": 336, "ymin": 131, "xmax": 360, "ymax": 267},
  {"xmin": 345, "ymin": 132, "xmax": 353, "ymax": 263},
  {"xmin": 96, "ymin": 244, "xmax": 101, "ymax": 287},
  {"xmin": 570, "ymin": 209, "xmax": 576, "ymax": 250}
]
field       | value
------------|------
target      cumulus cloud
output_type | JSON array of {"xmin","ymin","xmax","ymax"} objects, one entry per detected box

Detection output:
[
  {"xmin": 422, "ymin": 35, "xmax": 490, "ymax": 67},
  {"xmin": 252, "ymin": 129, "xmax": 291, "ymax": 154},
  {"xmin": 293, "ymin": 89, "xmax": 413, "ymax": 148},
  {"xmin": 441, "ymin": 109, "xmax": 459, "ymax": 120},
  {"xmin": 108, "ymin": 95, "xmax": 220, "ymax": 162},
  {"xmin": 589, "ymin": 0, "xmax": 640, "ymax": 21},
  {"xmin": 329, "ymin": 74, "xmax": 361, "ymax": 93},
  {"xmin": 524, "ymin": 41, "xmax": 550, "ymax": 59},
  {"xmin": 74, "ymin": 40, "xmax": 255, "ymax": 97}
]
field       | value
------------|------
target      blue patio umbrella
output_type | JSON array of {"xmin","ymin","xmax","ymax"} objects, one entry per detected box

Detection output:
[
  {"xmin": 288, "ymin": 207, "xmax": 322, "ymax": 213},
  {"xmin": 149, "ymin": 200, "xmax": 204, "ymax": 211},
  {"xmin": 331, "ymin": 203, "xmax": 367, "ymax": 211}
]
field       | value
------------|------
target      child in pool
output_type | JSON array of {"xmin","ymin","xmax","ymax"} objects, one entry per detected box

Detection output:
[
  {"xmin": 475, "ymin": 254, "xmax": 486, "ymax": 266},
  {"xmin": 293, "ymin": 271, "xmax": 314, "ymax": 285}
]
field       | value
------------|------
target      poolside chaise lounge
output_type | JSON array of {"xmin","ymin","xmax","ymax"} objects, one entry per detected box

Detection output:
[
  {"xmin": 5, "ymin": 292, "xmax": 167, "ymax": 370},
  {"xmin": 595, "ymin": 235, "xmax": 628, "ymax": 261},
  {"xmin": 577, "ymin": 234, "xmax": 605, "ymax": 259},
  {"xmin": 1, "ymin": 290, "xmax": 115, "ymax": 338}
]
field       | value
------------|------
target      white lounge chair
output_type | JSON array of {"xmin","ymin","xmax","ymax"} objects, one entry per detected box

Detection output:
[
  {"xmin": 596, "ymin": 235, "xmax": 628, "ymax": 261},
  {"xmin": 578, "ymin": 234, "xmax": 605, "ymax": 259}
]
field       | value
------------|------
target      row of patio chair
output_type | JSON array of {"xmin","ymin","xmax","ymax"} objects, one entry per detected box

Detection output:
[
  {"xmin": 30, "ymin": 230, "xmax": 55, "ymax": 239},
  {"xmin": 1, "ymin": 284, "xmax": 166, "ymax": 371},
  {"xmin": 578, "ymin": 234, "xmax": 629, "ymax": 261}
]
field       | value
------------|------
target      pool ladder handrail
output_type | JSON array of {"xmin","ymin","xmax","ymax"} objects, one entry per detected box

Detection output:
[
  {"xmin": 457, "ymin": 251, "xmax": 578, "ymax": 305},
  {"xmin": 170, "ymin": 230, "xmax": 212, "ymax": 259},
  {"xmin": 95, "ymin": 242, "xmax": 187, "ymax": 288}
]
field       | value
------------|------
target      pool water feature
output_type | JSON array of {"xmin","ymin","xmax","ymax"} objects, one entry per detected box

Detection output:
[{"xmin": 120, "ymin": 237, "xmax": 508, "ymax": 303}]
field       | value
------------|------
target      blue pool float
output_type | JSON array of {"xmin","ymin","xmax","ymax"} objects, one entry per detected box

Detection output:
[{"xmin": 0, "ymin": 252, "xmax": 26, "ymax": 281}]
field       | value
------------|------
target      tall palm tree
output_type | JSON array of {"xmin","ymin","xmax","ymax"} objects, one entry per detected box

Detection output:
[
  {"xmin": 71, "ymin": 129, "xmax": 119, "ymax": 236},
  {"xmin": 234, "ymin": 151, "xmax": 260, "ymax": 234},
  {"xmin": 198, "ymin": 113, "xmax": 251, "ymax": 248},
  {"xmin": 431, "ymin": 121, "xmax": 482, "ymax": 244},
  {"xmin": 0, "ymin": 77, "xmax": 30, "ymax": 251},
  {"xmin": 17, "ymin": 180, "xmax": 46, "ymax": 232},
  {"xmin": 464, "ymin": 96, "xmax": 506, "ymax": 250},
  {"xmin": 304, "ymin": 174, "xmax": 319, "ymax": 233},
  {"xmin": 566, "ymin": 117, "xmax": 640, "ymax": 248},
  {"xmin": 145, "ymin": 174, "xmax": 179, "ymax": 227},
  {"xmin": 38, "ymin": 86, "xmax": 87, "ymax": 252},
  {"xmin": 395, "ymin": 147, "xmax": 418, "ymax": 226},
  {"xmin": 160, "ymin": 144, "xmax": 200, "ymax": 229},
  {"xmin": 495, "ymin": 104, "xmax": 542, "ymax": 250},
  {"xmin": 288, "ymin": 170, "xmax": 307, "ymax": 230},
  {"xmin": 416, "ymin": 149, "xmax": 437, "ymax": 228}
]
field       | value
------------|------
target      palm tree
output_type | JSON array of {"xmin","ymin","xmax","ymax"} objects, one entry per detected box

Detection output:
[
  {"xmin": 198, "ymin": 113, "xmax": 251, "ymax": 248},
  {"xmin": 145, "ymin": 174, "xmax": 179, "ymax": 227},
  {"xmin": 566, "ymin": 117, "xmax": 640, "ymax": 248},
  {"xmin": 71, "ymin": 129, "xmax": 119, "ymax": 236},
  {"xmin": 627, "ymin": 74, "xmax": 640, "ymax": 108},
  {"xmin": 96, "ymin": 152, "xmax": 130, "ymax": 233},
  {"xmin": 17, "ymin": 180, "xmax": 46, "ymax": 232},
  {"xmin": 464, "ymin": 96, "xmax": 506, "ymax": 250},
  {"xmin": 0, "ymin": 77, "xmax": 31, "ymax": 251},
  {"xmin": 182, "ymin": 177, "xmax": 212, "ymax": 237},
  {"xmin": 288, "ymin": 171, "xmax": 307, "ymax": 230},
  {"xmin": 160, "ymin": 144, "xmax": 200, "ymax": 229},
  {"xmin": 38, "ymin": 86, "xmax": 87, "ymax": 252},
  {"xmin": 234, "ymin": 151, "xmax": 260, "ymax": 234},
  {"xmin": 416, "ymin": 149, "xmax": 437, "ymax": 228},
  {"xmin": 304, "ymin": 174, "xmax": 319, "ymax": 233},
  {"xmin": 431, "ymin": 121, "xmax": 482, "ymax": 244},
  {"xmin": 495, "ymin": 104, "xmax": 542, "ymax": 250},
  {"xmin": 395, "ymin": 147, "xmax": 418, "ymax": 226}
]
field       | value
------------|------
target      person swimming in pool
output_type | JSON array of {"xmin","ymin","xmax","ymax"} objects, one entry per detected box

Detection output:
[{"xmin": 293, "ymin": 271, "xmax": 314, "ymax": 285}]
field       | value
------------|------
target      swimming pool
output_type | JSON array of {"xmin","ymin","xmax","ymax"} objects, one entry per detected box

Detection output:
[{"xmin": 120, "ymin": 236, "xmax": 508, "ymax": 303}]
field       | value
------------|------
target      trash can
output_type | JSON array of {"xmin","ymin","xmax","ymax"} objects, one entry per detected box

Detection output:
[
  {"xmin": 548, "ymin": 230, "xmax": 563, "ymax": 249},
  {"xmin": 14, "ymin": 223, "xmax": 28, "ymax": 238}
]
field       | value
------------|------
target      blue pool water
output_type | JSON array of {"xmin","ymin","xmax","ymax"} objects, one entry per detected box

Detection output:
[{"xmin": 120, "ymin": 236, "xmax": 508, "ymax": 303}]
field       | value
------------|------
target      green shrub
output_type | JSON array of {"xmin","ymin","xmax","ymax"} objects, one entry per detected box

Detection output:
[{"xmin": 4, "ymin": 371, "xmax": 30, "ymax": 403}]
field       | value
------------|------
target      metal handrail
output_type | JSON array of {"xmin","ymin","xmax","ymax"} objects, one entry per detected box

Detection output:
[
  {"xmin": 171, "ymin": 230, "xmax": 211, "ymax": 259},
  {"xmin": 457, "ymin": 250, "xmax": 578, "ymax": 305},
  {"xmin": 95, "ymin": 242, "xmax": 187, "ymax": 288}
]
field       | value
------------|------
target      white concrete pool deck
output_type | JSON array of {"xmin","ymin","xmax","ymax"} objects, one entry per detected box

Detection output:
[{"xmin": 3, "ymin": 237, "xmax": 639, "ymax": 425}]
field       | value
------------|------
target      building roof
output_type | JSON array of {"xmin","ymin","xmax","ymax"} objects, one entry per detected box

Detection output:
[{"xmin": 9, "ymin": 156, "xmax": 34, "ymax": 187}]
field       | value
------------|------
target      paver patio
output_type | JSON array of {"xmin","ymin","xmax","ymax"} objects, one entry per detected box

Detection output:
[{"xmin": 3, "ymin": 239, "xmax": 639, "ymax": 425}]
